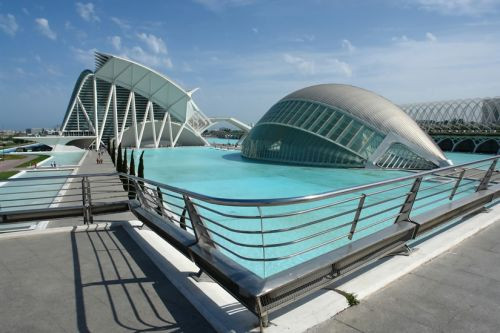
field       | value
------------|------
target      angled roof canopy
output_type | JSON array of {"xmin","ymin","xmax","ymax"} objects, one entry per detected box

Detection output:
[{"xmin": 94, "ymin": 52, "xmax": 191, "ymax": 123}]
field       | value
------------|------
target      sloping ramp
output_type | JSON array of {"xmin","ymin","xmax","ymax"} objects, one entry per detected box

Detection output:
[{"xmin": 209, "ymin": 117, "xmax": 252, "ymax": 132}]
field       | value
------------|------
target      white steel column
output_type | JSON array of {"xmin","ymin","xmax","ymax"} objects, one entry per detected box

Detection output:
[
  {"xmin": 173, "ymin": 121, "xmax": 187, "ymax": 147},
  {"xmin": 168, "ymin": 113, "xmax": 173, "ymax": 147},
  {"xmin": 138, "ymin": 101, "xmax": 151, "ymax": 148},
  {"xmin": 149, "ymin": 102, "xmax": 157, "ymax": 148},
  {"xmin": 76, "ymin": 103, "xmax": 80, "ymax": 131},
  {"xmin": 98, "ymin": 85, "xmax": 114, "ymax": 146},
  {"xmin": 118, "ymin": 91, "xmax": 133, "ymax": 145},
  {"xmin": 93, "ymin": 75, "xmax": 99, "ymax": 150},
  {"xmin": 112, "ymin": 83, "xmax": 119, "ymax": 147},
  {"xmin": 62, "ymin": 99, "xmax": 77, "ymax": 132},
  {"xmin": 131, "ymin": 92, "xmax": 139, "ymax": 149},
  {"xmin": 76, "ymin": 97, "xmax": 96, "ymax": 133},
  {"xmin": 155, "ymin": 112, "xmax": 169, "ymax": 148}
]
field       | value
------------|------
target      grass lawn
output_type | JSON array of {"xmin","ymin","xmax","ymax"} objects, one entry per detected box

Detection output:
[
  {"xmin": 16, "ymin": 155, "xmax": 50, "ymax": 168},
  {"xmin": 0, "ymin": 154, "xmax": 26, "ymax": 161},
  {"xmin": 0, "ymin": 170, "xmax": 18, "ymax": 180}
]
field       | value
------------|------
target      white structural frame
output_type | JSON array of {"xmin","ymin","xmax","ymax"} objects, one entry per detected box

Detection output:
[{"xmin": 61, "ymin": 53, "xmax": 217, "ymax": 150}]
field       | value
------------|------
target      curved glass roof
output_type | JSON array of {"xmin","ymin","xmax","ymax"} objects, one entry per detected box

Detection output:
[{"xmin": 242, "ymin": 84, "xmax": 450, "ymax": 169}]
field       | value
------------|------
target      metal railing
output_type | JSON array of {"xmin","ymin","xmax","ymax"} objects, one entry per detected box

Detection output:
[
  {"xmin": 0, "ymin": 155, "xmax": 499, "ymax": 328},
  {"xmin": 126, "ymin": 156, "xmax": 497, "ymax": 274}
]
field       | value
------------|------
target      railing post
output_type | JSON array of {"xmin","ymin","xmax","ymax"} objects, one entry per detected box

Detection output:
[
  {"xmin": 395, "ymin": 177, "xmax": 423, "ymax": 223},
  {"xmin": 86, "ymin": 177, "xmax": 93, "ymax": 224},
  {"xmin": 348, "ymin": 194, "xmax": 366, "ymax": 240},
  {"xmin": 81, "ymin": 177, "xmax": 87, "ymax": 225},
  {"xmin": 183, "ymin": 195, "xmax": 215, "ymax": 248},
  {"xmin": 476, "ymin": 159, "xmax": 497, "ymax": 191},
  {"xmin": 449, "ymin": 169, "xmax": 465, "ymax": 200},
  {"xmin": 81, "ymin": 176, "xmax": 93, "ymax": 224},
  {"xmin": 258, "ymin": 206, "xmax": 266, "ymax": 277}
]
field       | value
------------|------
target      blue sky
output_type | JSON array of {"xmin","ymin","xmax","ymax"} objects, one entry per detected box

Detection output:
[{"xmin": 1, "ymin": 0, "xmax": 500, "ymax": 129}]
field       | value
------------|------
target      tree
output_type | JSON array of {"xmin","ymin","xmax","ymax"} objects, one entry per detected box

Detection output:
[
  {"xmin": 106, "ymin": 137, "xmax": 111, "ymax": 154},
  {"xmin": 129, "ymin": 152, "xmax": 136, "ymax": 177},
  {"xmin": 138, "ymin": 151, "xmax": 145, "ymax": 189},
  {"xmin": 128, "ymin": 152, "xmax": 136, "ymax": 199},
  {"xmin": 116, "ymin": 144, "xmax": 123, "ymax": 173},
  {"xmin": 110, "ymin": 141, "xmax": 115, "ymax": 165}
]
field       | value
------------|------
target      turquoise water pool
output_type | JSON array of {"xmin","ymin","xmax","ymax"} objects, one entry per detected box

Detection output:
[
  {"xmin": 128, "ymin": 148, "xmax": 495, "ymax": 277},
  {"xmin": 41, "ymin": 151, "xmax": 85, "ymax": 166},
  {"xmin": 205, "ymin": 137, "xmax": 240, "ymax": 145},
  {"xmin": 0, "ymin": 170, "xmax": 73, "ymax": 212}
]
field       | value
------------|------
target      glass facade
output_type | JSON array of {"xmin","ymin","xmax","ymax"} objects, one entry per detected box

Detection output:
[
  {"xmin": 375, "ymin": 143, "xmax": 436, "ymax": 169},
  {"xmin": 242, "ymin": 100, "xmax": 385, "ymax": 168}
]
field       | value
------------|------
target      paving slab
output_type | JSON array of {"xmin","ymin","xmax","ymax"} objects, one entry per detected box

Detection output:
[
  {"xmin": 320, "ymin": 214, "xmax": 500, "ymax": 333},
  {"xmin": 0, "ymin": 226, "xmax": 214, "ymax": 332}
]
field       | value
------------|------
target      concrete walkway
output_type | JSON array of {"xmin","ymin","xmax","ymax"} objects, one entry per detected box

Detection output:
[
  {"xmin": 0, "ymin": 154, "xmax": 38, "ymax": 171},
  {"xmin": 49, "ymin": 150, "xmax": 135, "ymax": 228},
  {"xmin": 0, "ymin": 226, "xmax": 214, "ymax": 332},
  {"xmin": 312, "ymin": 215, "xmax": 500, "ymax": 333}
]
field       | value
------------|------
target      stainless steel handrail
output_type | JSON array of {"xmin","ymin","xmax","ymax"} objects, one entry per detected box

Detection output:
[{"xmin": 123, "ymin": 155, "xmax": 499, "ymax": 207}]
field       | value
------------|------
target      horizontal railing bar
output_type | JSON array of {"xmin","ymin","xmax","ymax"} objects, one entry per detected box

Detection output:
[
  {"xmin": 199, "ymin": 205, "xmax": 359, "ymax": 235},
  {"xmin": 362, "ymin": 192, "xmax": 409, "ymax": 210},
  {"xmin": 418, "ymin": 178, "xmax": 457, "ymax": 192},
  {"xmin": 364, "ymin": 181, "xmax": 414, "ymax": 197},
  {"xmin": 193, "ymin": 194, "xmax": 362, "ymax": 220},
  {"xmin": 413, "ymin": 186, "xmax": 455, "ymax": 203},
  {"xmin": 0, "ymin": 192, "xmax": 83, "ymax": 202},
  {"xmin": 446, "ymin": 184, "xmax": 481, "ymax": 198},
  {"xmin": 412, "ymin": 195, "xmax": 452, "ymax": 212},
  {"xmin": 0, "ymin": 172, "xmax": 118, "ymax": 182},
  {"xmin": 205, "ymin": 218, "xmax": 354, "ymax": 249},
  {"xmin": 0, "ymin": 187, "xmax": 81, "ymax": 196},
  {"xmin": 356, "ymin": 202, "xmax": 403, "ymax": 222},
  {"xmin": 423, "ymin": 168, "xmax": 466, "ymax": 182},
  {"xmin": 0, "ymin": 181, "xmax": 79, "ymax": 189},
  {"xmin": 355, "ymin": 213, "xmax": 401, "ymax": 233},
  {"xmin": 125, "ymin": 155, "xmax": 498, "ymax": 207}
]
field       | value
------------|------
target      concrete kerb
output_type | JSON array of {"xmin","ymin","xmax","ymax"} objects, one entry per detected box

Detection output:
[
  {"xmin": 0, "ymin": 222, "xmax": 120, "ymax": 241},
  {"xmin": 1, "ymin": 197, "xmax": 498, "ymax": 332},
  {"xmin": 121, "ymin": 204, "xmax": 500, "ymax": 333}
]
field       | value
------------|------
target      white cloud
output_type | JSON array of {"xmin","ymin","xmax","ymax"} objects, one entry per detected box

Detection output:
[
  {"xmin": 35, "ymin": 18, "xmax": 57, "ymax": 40},
  {"xmin": 72, "ymin": 47, "xmax": 97, "ymax": 68},
  {"xmin": 193, "ymin": 0, "xmax": 256, "ymax": 11},
  {"xmin": 110, "ymin": 17, "xmax": 130, "ymax": 30},
  {"xmin": 110, "ymin": 36, "xmax": 121, "ymax": 51},
  {"xmin": 282, "ymin": 53, "xmax": 352, "ymax": 77},
  {"xmin": 414, "ymin": 0, "xmax": 500, "ymax": 16},
  {"xmin": 111, "ymin": 33, "xmax": 173, "ymax": 70},
  {"xmin": 137, "ymin": 33, "xmax": 168, "ymax": 54},
  {"xmin": 291, "ymin": 34, "xmax": 315, "ymax": 43},
  {"xmin": 0, "ymin": 13, "xmax": 19, "ymax": 36},
  {"xmin": 392, "ymin": 35, "xmax": 411, "ymax": 43},
  {"xmin": 341, "ymin": 39, "xmax": 356, "ymax": 52},
  {"xmin": 120, "ymin": 46, "xmax": 173, "ymax": 69},
  {"xmin": 426, "ymin": 32, "xmax": 438, "ymax": 41},
  {"xmin": 283, "ymin": 54, "xmax": 316, "ymax": 75},
  {"xmin": 76, "ymin": 2, "xmax": 99, "ymax": 22}
]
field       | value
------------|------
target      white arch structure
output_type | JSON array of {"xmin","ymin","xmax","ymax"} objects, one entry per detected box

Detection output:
[{"xmin": 60, "ymin": 53, "xmax": 213, "ymax": 150}]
